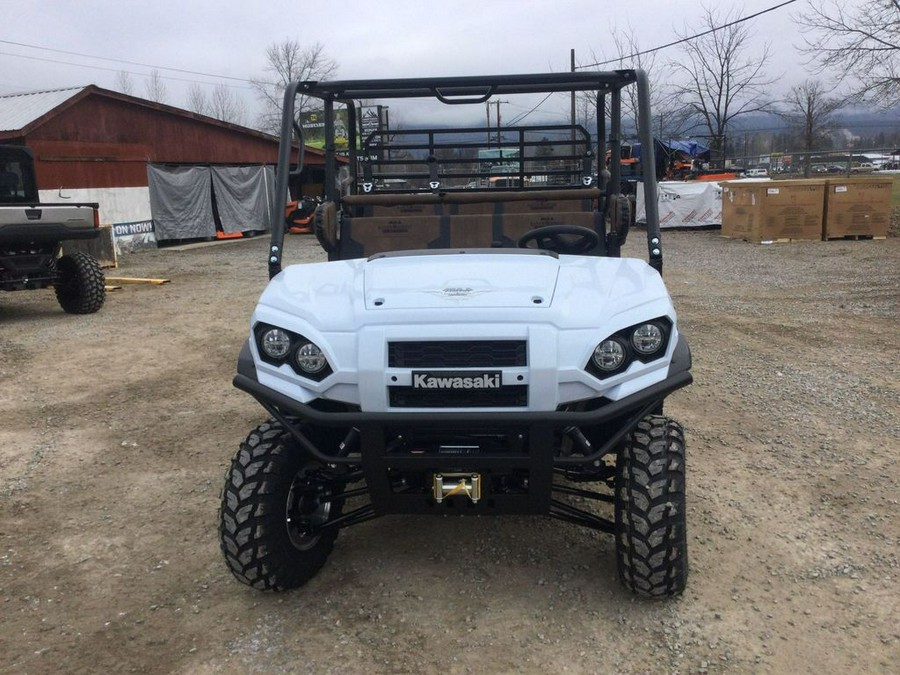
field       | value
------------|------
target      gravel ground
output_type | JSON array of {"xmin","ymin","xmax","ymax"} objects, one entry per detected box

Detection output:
[{"xmin": 1, "ymin": 229, "xmax": 898, "ymax": 674}]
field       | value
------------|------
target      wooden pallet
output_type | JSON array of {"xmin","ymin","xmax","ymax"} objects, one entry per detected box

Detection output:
[
  {"xmin": 755, "ymin": 238, "xmax": 821, "ymax": 244},
  {"xmin": 104, "ymin": 276, "xmax": 171, "ymax": 285}
]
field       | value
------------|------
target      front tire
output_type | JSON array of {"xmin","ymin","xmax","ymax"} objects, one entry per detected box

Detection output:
[
  {"xmin": 615, "ymin": 415, "xmax": 688, "ymax": 598},
  {"xmin": 54, "ymin": 252, "xmax": 105, "ymax": 314},
  {"xmin": 219, "ymin": 421, "xmax": 342, "ymax": 591}
]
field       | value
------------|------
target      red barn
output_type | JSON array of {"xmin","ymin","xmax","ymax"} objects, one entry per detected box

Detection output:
[{"xmin": 0, "ymin": 86, "xmax": 324, "ymax": 249}]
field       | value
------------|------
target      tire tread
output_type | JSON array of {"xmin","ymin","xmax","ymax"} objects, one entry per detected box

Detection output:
[
  {"xmin": 219, "ymin": 422, "xmax": 339, "ymax": 591},
  {"xmin": 615, "ymin": 415, "xmax": 688, "ymax": 598}
]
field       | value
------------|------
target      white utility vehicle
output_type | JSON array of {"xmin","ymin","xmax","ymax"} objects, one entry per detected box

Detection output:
[{"xmin": 220, "ymin": 71, "xmax": 693, "ymax": 597}]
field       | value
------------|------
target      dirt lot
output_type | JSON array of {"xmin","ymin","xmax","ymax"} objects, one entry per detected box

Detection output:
[{"xmin": 1, "ymin": 230, "xmax": 897, "ymax": 674}]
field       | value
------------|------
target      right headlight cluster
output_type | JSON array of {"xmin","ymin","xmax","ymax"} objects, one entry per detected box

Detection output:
[
  {"xmin": 254, "ymin": 323, "xmax": 332, "ymax": 381},
  {"xmin": 586, "ymin": 318, "xmax": 671, "ymax": 379}
]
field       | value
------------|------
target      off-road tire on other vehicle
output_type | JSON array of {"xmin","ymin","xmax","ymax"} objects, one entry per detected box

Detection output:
[
  {"xmin": 607, "ymin": 193, "xmax": 632, "ymax": 245},
  {"xmin": 54, "ymin": 252, "xmax": 105, "ymax": 314},
  {"xmin": 219, "ymin": 421, "xmax": 343, "ymax": 591},
  {"xmin": 615, "ymin": 415, "xmax": 687, "ymax": 598}
]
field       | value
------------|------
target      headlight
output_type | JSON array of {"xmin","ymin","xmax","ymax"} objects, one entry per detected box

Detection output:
[
  {"xmin": 295, "ymin": 341, "xmax": 327, "ymax": 374},
  {"xmin": 631, "ymin": 323, "xmax": 664, "ymax": 355},
  {"xmin": 585, "ymin": 317, "xmax": 672, "ymax": 379},
  {"xmin": 260, "ymin": 328, "xmax": 292, "ymax": 359},
  {"xmin": 254, "ymin": 323, "xmax": 332, "ymax": 380},
  {"xmin": 592, "ymin": 338, "xmax": 627, "ymax": 372}
]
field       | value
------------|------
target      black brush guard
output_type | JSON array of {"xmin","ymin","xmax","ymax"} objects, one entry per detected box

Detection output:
[{"xmin": 233, "ymin": 338, "xmax": 691, "ymax": 532}]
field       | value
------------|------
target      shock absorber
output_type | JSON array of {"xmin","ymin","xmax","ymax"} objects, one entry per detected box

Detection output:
[{"xmin": 338, "ymin": 427, "xmax": 360, "ymax": 456}]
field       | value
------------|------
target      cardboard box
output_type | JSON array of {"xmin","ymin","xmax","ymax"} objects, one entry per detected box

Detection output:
[
  {"xmin": 500, "ymin": 196, "xmax": 595, "ymax": 215},
  {"xmin": 823, "ymin": 177, "xmax": 892, "ymax": 239},
  {"xmin": 720, "ymin": 182, "xmax": 756, "ymax": 240},
  {"xmin": 447, "ymin": 212, "xmax": 596, "ymax": 248},
  {"xmin": 370, "ymin": 202, "xmax": 440, "ymax": 217},
  {"xmin": 721, "ymin": 180, "xmax": 825, "ymax": 243}
]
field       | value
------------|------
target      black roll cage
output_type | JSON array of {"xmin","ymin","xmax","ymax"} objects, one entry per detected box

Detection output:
[{"xmin": 267, "ymin": 70, "xmax": 661, "ymax": 278}]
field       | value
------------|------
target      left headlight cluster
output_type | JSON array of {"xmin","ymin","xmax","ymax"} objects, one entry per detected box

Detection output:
[
  {"xmin": 254, "ymin": 323, "xmax": 332, "ymax": 381},
  {"xmin": 585, "ymin": 317, "xmax": 672, "ymax": 379}
]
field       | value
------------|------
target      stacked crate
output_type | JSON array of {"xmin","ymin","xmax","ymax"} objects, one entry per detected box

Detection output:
[
  {"xmin": 721, "ymin": 176, "xmax": 893, "ymax": 242},
  {"xmin": 721, "ymin": 179, "xmax": 826, "ymax": 243},
  {"xmin": 822, "ymin": 177, "xmax": 892, "ymax": 239}
]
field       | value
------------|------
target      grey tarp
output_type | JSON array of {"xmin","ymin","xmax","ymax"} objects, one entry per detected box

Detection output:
[
  {"xmin": 147, "ymin": 164, "xmax": 274, "ymax": 241},
  {"xmin": 147, "ymin": 165, "xmax": 215, "ymax": 241},
  {"xmin": 210, "ymin": 165, "xmax": 275, "ymax": 234}
]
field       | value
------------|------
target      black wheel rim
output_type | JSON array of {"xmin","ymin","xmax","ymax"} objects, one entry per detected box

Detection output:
[{"xmin": 285, "ymin": 466, "xmax": 332, "ymax": 551}]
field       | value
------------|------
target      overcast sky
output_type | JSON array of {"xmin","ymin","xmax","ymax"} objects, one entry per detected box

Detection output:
[{"xmin": 0, "ymin": 0, "xmax": 869, "ymax": 127}]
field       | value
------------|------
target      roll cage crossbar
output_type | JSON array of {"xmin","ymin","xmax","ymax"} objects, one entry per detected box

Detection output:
[{"xmin": 267, "ymin": 70, "xmax": 661, "ymax": 278}]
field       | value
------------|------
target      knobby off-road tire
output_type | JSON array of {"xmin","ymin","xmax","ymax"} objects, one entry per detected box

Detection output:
[
  {"xmin": 615, "ymin": 415, "xmax": 688, "ymax": 598},
  {"xmin": 219, "ymin": 421, "xmax": 342, "ymax": 591},
  {"xmin": 607, "ymin": 193, "xmax": 632, "ymax": 245},
  {"xmin": 54, "ymin": 252, "xmax": 105, "ymax": 314}
]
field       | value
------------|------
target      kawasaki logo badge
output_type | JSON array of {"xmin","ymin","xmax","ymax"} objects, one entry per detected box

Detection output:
[{"xmin": 412, "ymin": 371, "xmax": 501, "ymax": 390}]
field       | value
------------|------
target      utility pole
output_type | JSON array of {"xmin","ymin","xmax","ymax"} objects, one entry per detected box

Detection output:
[
  {"xmin": 488, "ymin": 100, "xmax": 509, "ymax": 153},
  {"xmin": 384, "ymin": 106, "xmax": 391, "ymax": 161},
  {"xmin": 569, "ymin": 49, "xmax": 575, "ymax": 136},
  {"xmin": 486, "ymin": 101, "xmax": 492, "ymax": 147},
  {"xmin": 570, "ymin": 49, "xmax": 577, "ymax": 160},
  {"xmin": 570, "ymin": 49, "xmax": 577, "ymax": 127}
]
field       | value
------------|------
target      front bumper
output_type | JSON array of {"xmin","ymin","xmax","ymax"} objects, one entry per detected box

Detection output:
[{"xmin": 234, "ymin": 337, "xmax": 691, "ymax": 517}]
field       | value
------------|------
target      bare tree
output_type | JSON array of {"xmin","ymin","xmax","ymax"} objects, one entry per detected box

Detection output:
[
  {"xmin": 574, "ymin": 29, "xmax": 692, "ymax": 184},
  {"xmin": 574, "ymin": 88, "xmax": 597, "ymax": 132},
  {"xmin": 145, "ymin": 70, "xmax": 168, "ymax": 103},
  {"xmin": 778, "ymin": 80, "xmax": 846, "ymax": 176},
  {"xmin": 795, "ymin": 0, "xmax": 900, "ymax": 108},
  {"xmin": 669, "ymin": 5, "xmax": 777, "ymax": 166},
  {"xmin": 594, "ymin": 27, "xmax": 692, "ymax": 138},
  {"xmin": 187, "ymin": 84, "xmax": 210, "ymax": 116},
  {"xmin": 251, "ymin": 40, "xmax": 338, "ymax": 133},
  {"xmin": 116, "ymin": 71, "xmax": 135, "ymax": 96},
  {"xmin": 210, "ymin": 84, "xmax": 247, "ymax": 126}
]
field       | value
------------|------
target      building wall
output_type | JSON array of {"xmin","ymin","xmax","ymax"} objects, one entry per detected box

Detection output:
[
  {"xmin": 39, "ymin": 186, "xmax": 156, "ymax": 253},
  {"xmin": 39, "ymin": 185, "xmax": 151, "ymax": 223}
]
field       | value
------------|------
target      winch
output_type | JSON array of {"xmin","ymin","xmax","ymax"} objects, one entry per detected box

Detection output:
[{"xmin": 432, "ymin": 473, "xmax": 482, "ymax": 504}]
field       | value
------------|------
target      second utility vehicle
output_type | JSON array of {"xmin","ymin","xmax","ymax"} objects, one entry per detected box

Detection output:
[{"xmin": 0, "ymin": 145, "xmax": 105, "ymax": 313}]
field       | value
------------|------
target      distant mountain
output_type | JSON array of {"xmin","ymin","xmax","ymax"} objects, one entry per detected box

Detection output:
[
  {"xmin": 387, "ymin": 105, "xmax": 899, "ymax": 148},
  {"xmin": 727, "ymin": 107, "xmax": 899, "ymax": 136}
]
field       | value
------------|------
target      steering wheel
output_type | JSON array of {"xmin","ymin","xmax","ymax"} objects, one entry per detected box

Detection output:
[{"xmin": 517, "ymin": 225, "xmax": 600, "ymax": 255}]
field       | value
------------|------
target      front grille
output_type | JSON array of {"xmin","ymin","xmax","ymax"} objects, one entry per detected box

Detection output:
[
  {"xmin": 388, "ymin": 340, "xmax": 527, "ymax": 368},
  {"xmin": 389, "ymin": 385, "xmax": 528, "ymax": 408}
]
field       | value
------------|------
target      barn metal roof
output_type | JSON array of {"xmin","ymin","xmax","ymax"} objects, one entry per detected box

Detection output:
[{"xmin": 0, "ymin": 87, "xmax": 85, "ymax": 132}]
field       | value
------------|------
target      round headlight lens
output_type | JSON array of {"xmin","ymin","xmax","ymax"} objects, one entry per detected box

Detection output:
[
  {"xmin": 592, "ymin": 339, "xmax": 627, "ymax": 372},
  {"xmin": 631, "ymin": 323, "xmax": 664, "ymax": 355},
  {"xmin": 295, "ymin": 342, "xmax": 327, "ymax": 373},
  {"xmin": 260, "ymin": 328, "xmax": 292, "ymax": 359}
]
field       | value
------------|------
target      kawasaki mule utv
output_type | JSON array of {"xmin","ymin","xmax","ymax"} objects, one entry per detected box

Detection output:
[{"xmin": 220, "ymin": 70, "xmax": 692, "ymax": 597}]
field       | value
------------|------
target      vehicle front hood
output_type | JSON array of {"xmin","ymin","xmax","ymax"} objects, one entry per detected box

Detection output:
[
  {"xmin": 257, "ymin": 251, "xmax": 671, "ymax": 332},
  {"xmin": 363, "ymin": 251, "xmax": 560, "ymax": 309}
]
